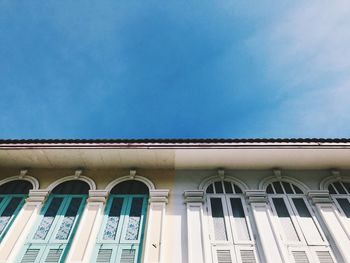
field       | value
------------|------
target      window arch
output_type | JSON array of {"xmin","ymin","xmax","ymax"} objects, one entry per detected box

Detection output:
[
  {"xmin": 19, "ymin": 180, "xmax": 90, "ymax": 263},
  {"xmin": 0, "ymin": 180, "xmax": 33, "ymax": 242},
  {"xmin": 93, "ymin": 180, "xmax": 149, "ymax": 263},
  {"xmin": 204, "ymin": 179, "xmax": 259, "ymax": 263},
  {"xmin": 266, "ymin": 179, "xmax": 335, "ymax": 262}
]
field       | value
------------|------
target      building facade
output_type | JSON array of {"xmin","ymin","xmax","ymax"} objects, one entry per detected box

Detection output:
[{"xmin": 0, "ymin": 139, "xmax": 349, "ymax": 263}]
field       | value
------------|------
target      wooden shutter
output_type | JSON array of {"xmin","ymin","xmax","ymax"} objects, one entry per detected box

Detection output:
[
  {"xmin": 239, "ymin": 249, "xmax": 256, "ymax": 263},
  {"xmin": 19, "ymin": 195, "xmax": 86, "ymax": 263},
  {"xmin": 120, "ymin": 248, "xmax": 136, "ymax": 263},
  {"xmin": 93, "ymin": 195, "xmax": 148, "ymax": 263},
  {"xmin": 20, "ymin": 249, "xmax": 40, "ymax": 263},
  {"xmin": 96, "ymin": 248, "xmax": 113, "ymax": 263},
  {"xmin": 291, "ymin": 251, "xmax": 310, "ymax": 263},
  {"xmin": 216, "ymin": 249, "xmax": 233, "ymax": 263},
  {"xmin": 315, "ymin": 251, "xmax": 334, "ymax": 263},
  {"xmin": 44, "ymin": 248, "xmax": 63, "ymax": 263}
]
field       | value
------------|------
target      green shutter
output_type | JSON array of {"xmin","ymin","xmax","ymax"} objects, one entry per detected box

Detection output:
[
  {"xmin": 0, "ymin": 194, "xmax": 26, "ymax": 242},
  {"xmin": 18, "ymin": 194, "xmax": 86, "ymax": 263},
  {"xmin": 93, "ymin": 195, "xmax": 147, "ymax": 263}
]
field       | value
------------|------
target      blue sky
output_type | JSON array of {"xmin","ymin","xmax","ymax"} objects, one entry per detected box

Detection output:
[{"xmin": 1, "ymin": 1, "xmax": 349, "ymax": 139}]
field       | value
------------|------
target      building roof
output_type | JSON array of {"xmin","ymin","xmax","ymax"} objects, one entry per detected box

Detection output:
[{"xmin": 0, "ymin": 138, "xmax": 350, "ymax": 144}]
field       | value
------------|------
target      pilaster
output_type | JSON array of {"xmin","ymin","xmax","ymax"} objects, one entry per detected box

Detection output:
[
  {"xmin": 245, "ymin": 190, "xmax": 285, "ymax": 263},
  {"xmin": 0, "ymin": 189, "xmax": 49, "ymax": 263},
  {"xmin": 68, "ymin": 190, "xmax": 108, "ymax": 263},
  {"xmin": 184, "ymin": 190, "xmax": 207, "ymax": 263},
  {"xmin": 143, "ymin": 189, "xmax": 169, "ymax": 263},
  {"xmin": 308, "ymin": 190, "xmax": 350, "ymax": 262}
]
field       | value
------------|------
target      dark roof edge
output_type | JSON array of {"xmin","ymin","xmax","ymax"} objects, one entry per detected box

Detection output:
[{"xmin": 0, "ymin": 138, "xmax": 350, "ymax": 144}]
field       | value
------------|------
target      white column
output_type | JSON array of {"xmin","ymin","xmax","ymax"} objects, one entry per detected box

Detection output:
[
  {"xmin": 245, "ymin": 190, "xmax": 285, "ymax": 263},
  {"xmin": 308, "ymin": 190, "xmax": 350, "ymax": 262},
  {"xmin": 142, "ymin": 189, "xmax": 169, "ymax": 263},
  {"xmin": 0, "ymin": 189, "xmax": 49, "ymax": 263},
  {"xmin": 184, "ymin": 190, "xmax": 208, "ymax": 263},
  {"xmin": 67, "ymin": 190, "xmax": 108, "ymax": 263}
]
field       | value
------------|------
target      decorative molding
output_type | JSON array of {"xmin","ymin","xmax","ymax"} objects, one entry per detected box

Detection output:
[
  {"xmin": 73, "ymin": 169, "xmax": 83, "ymax": 179},
  {"xmin": 258, "ymin": 175, "xmax": 309, "ymax": 193},
  {"xmin": 245, "ymin": 190, "xmax": 267, "ymax": 204},
  {"xmin": 88, "ymin": 190, "xmax": 109, "ymax": 203},
  {"xmin": 46, "ymin": 174, "xmax": 96, "ymax": 192},
  {"xmin": 105, "ymin": 174, "xmax": 155, "ymax": 192},
  {"xmin": 308, "ymin": 190, "xmax": 332, "ymax": 204},
  {"xmin": 149, "ymin": 189, "xmax": 169, "ymax": 203},
  {"xmin": 320, "ymin": 173, "xmax": 350, "ymax": 190},
  {"xmin": 217, "ymin": 169, "xmax": 225, "ymax": 180},
  {"xmin": 273, "ymin": 168, "xmax": 282, "ymax": 179},
  {"xmin": 0, "ymin": 174, "xmax": 39, "ymax": 190},
  {"xmin": 184, "ymin": 190, "xmax": 205, "ymax": 203},
  {"xmin": 129, "ymin": 169, "xmax": 137, "ymax": 180},
  {"xmin": 199, "ymin": 174, "xmax": 249, "ymax": 192},
  {"xmin": 26, "ymin": 189, "xmax": 49, "ymax": 203}
]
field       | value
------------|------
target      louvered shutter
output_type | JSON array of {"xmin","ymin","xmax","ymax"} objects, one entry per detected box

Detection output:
[
  {"xmin": 239, "ymin": 249, "xmax": 256, "ymax": 263},
  {"xmin": 120, "ymin": 248, "xmax": 136, "ymax": 263},
  {"xmin": 315, "ymin": 251, "xmax": 334, "ymax": 263},
  {"xmin": 44, "ymin": 249, "xmax": 63, "ymax": 263},
  {"xmin": 291, "ymin": 251, "xmax": 310, "ymax": 263},
  {"xmin": 216, "ymin": 249, "xmax": 233, "ymax": 263},
  {"xmin": 96, "ymin": 248, "xmax": 113, "ymax": 263},
  {"xmin": 93, "ymin": 195, "xmax": 148, "ymax": 263},
  {"xmin": 18, "ymin": 195, "xmax": 86, "ymax": 263},
  {"xmin": 20, "ymin": 249, "xmax": 40, "ymax": 263}
]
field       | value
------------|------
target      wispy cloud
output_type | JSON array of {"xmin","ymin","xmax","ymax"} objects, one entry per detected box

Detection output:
[{"xmin": 250, "ymin": 0, "xmax": 350, "ymax": 136}]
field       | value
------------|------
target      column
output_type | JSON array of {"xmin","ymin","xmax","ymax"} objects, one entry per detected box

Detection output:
[
  {"xmin": 142, "ymin": 189, "xmax": 169, "ymax": 263},
  {"xmin": 67, "ymin": 190, "xmax": 108, "ymax": 263},
  {"xmin": 245, "ymin": 190, "xmax": 285, "ymax": 263},
  {"xmin": 0, "ymin": 189, "xmax": 49, "ymax": 263},
  {"xmin": 308, "ymin": 190, "xmax": 350, "ymax": 262},
  {"xmin": 184, "ymin": 190, "xmax": 208, "ymax": 263}
]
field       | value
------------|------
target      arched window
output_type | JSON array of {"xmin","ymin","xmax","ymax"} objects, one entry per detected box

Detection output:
[
  {"xmin": 205, "ymin": 180, "xmax": 259, "ymax": 263},
  {"xmin": 267, "ymin": 180, "xmax": 335, "ymax": 262},
  {"xmin": 19, "ymin": 180, "xmax": 89, "ymax": 263},
  {"xmin": 328, "ymin": 181, "xmax": 350, "ymax": 220},
  {"xmin": 0, "ymin": 180, "xmax": 32, "ymax": 242},
  {"xmin": 93, "ymin": 180, "xmax": 149, "ymax": 263}
]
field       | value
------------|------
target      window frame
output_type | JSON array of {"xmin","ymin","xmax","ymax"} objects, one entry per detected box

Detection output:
[
  {"xmin": 0, "ymin": 194, "xmax": 27, "ymax": 242},
  {"xmin": 93, "ymin": 194, "xmax": 148, "ymax": 263}
]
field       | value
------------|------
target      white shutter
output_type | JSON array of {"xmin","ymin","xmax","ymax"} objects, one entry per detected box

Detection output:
[
  {"xmin": 44, "ymin": 249, "xmax": 63, "ymax": 263},
  {"xmin": 217, "ymin": 249, "xmax": 233, "ymax": 263},
  {"xmin": 96, "ymin": 249, "xmax": 113, "ymax": 263},
  {"xmin": 239, "ymin": 249, "xmax": 256, "ymax": 263},
  {"xmin": 120, "ymin": 249, "xmax": 136, "ymax": 263},
  {"xmin": 291, "ymin": 251, "xmax": 310, "ymax": 263},
  {"xmin": 315, "ymin": 251, "xmax": 334, "ymax": 263},
  {"xmin": 20, "ymin": 249, "xmax": 40, "ymax": 263}
]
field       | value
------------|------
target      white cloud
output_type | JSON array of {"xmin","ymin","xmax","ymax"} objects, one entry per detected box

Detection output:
[{"xmin": 253, "ymin": 0, "xmax": 350, "ymax": 136}]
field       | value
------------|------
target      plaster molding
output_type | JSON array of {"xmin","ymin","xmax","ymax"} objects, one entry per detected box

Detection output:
[
  {"xmin": 258, "ymin": 175, "xmax": 309, "ymax": 193},
  {"xmin": 320, "ymin": 173, "xmax": 350, "ymax": 190},
  {"xmin": 88, "ymin": 190, "xmax": 109, "ymax": 203},
  {"xmin": 0, "ymin": 174, "xmax": 39, "ymax": 190},
  {"xmin": 199, "ymin": 174, "xmax": 249, "ymax": 192},
  {"xmin": 149, "ymin": 189, "xmax": 169, "ymax": 203},
  {"xmin": 46, "ymin": 175, "xmax": 96, "ymax": 192},
  {"xmin": 105, "ymin": 174, "xmax": 155, "ymax": 192},
  {"xmin": 26, "ymin": 189, "xmax": 49, "ymax": 203},
  {"xmin": 184, "ymin": 190, "xmax": 205, "ymax": 203},
  {"xmin": 308, "ymin": 190, "xmax": 332, "ymax": 204},
  {"xmin": 245, "ymin": 190, "xmax": 267, "ymax": 204}
]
